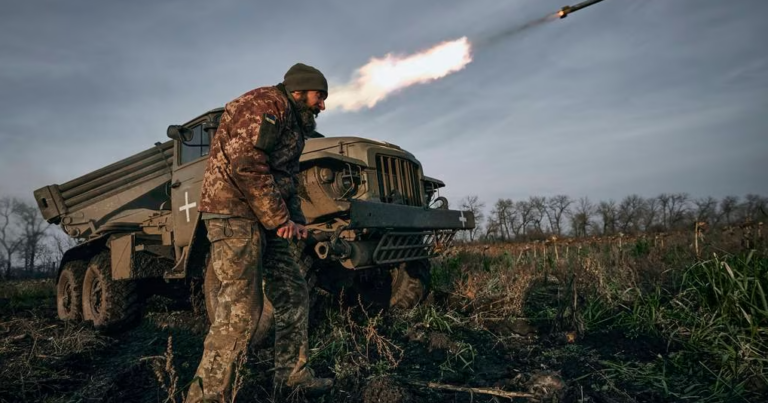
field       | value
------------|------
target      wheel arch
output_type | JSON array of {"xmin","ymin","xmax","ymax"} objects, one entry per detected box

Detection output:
[{"xmin": 58, "ymin": 234, "xmax": 112, "ymax": 277}]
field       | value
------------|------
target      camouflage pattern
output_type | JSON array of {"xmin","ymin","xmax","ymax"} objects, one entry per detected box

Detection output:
[
  {"xmin": 187, "ymin": 218, "xmax": 263, "ymax": 402},
  {"xmin": 262, "ymin": 233, "xmax": 310, "ymax": 383},
  {"xmin": 198, "ymin": 85, "xmax": 306, "ymax": 229},
  {"xmin": 187, "ymin": 218, "xmax": 312, "ymax": 402}
]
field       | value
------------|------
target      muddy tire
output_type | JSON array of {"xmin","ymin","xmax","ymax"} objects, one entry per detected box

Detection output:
[
  {"xmin": 57, "ymin": 260, "xmax": 87, "ymax": 321},
  {"xmin": 82, "ymin": 252, "xmax": 141, "ymax": 332},
  {"xmin": 203, "ymin": 242, "xmax": 316, "ymax": 347},
  {"xmin": 389, "ymin": 260, "xmax": 431, "ymax": 309}
]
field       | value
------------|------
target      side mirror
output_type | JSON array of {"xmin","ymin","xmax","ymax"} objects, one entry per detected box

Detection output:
[{"xmin": 167, "ymin": 125, "xmax": 194, "ymax": 142}]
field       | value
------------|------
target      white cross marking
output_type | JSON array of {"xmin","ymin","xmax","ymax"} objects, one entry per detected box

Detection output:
[
  {"xmin": 459, "ymin": 211, "xmax": 467, "ymax": 228},
  {"xmin": 179, "ymin": 191, "xmax": 197, "ymax": 223}
]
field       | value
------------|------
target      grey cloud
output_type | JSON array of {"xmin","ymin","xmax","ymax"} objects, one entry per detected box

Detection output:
[{"xmin": 1, "ymin": 0, "xmax": 766, "ymax": 210}]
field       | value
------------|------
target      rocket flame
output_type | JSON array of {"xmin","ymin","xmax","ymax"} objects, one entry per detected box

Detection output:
[{"xmin": 326, "ymin": 37, "xmax": 473, "ymax": 112}]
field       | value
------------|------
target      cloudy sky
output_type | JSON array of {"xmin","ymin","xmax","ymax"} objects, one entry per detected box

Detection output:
[{"xmin": 1, "ymin": 0, "xmax": 766, "ymax": 213}]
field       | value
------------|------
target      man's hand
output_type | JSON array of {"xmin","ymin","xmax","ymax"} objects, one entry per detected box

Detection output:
[{"xmin": 276, "ymin": 220, "xmax": 308, "ymax": 240}]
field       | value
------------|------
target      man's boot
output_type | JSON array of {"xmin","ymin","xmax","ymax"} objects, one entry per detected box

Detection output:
[{"xmin": 281, "ymin": 368, "xmax": 333, "ymax": 396}]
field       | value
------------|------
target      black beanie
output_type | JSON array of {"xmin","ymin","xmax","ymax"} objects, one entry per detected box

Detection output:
[{"xmin": 283, "ymin": 63, "xmax": 328, "ymax": 94}]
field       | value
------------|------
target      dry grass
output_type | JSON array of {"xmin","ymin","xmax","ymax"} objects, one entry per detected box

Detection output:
[
  {"xmin": 432, "ymin": 222, "xmax": 767, "ymax": 401},
  {"xmin": 0, "ymin": 222, "xmax": 764, "ymax": 403},
  {"xmin": 147, "ymin": 335, "xmax": 181, "ymax": 403}
]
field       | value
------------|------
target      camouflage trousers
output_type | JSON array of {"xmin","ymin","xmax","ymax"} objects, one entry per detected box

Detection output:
[{"xmin": 186, "ymin": 217, "xmax": 310, "ymax": 403}]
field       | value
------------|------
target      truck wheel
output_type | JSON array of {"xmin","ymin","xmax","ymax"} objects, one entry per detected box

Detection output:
[
  {"xmin": 389, "ymin": 260, "xmax": 432, "ymax": 309},
  {"xmin": 203, "ymin": 243, "xmax": 316, "ymax": 347},
  {"xmin": 82, "ymin": 252, "xmax": 141, "ymax": 332},
  {"xmin": 57, "ymin": 260, "xmax": 87, "ymax": 321}
]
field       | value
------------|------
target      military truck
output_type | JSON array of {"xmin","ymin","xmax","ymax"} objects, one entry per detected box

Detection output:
[{"xmin": 33, "ymin": 107, "xmax": 474, "ymax": 339}]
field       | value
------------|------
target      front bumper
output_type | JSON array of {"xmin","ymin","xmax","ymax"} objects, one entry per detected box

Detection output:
[
  {"xmin": 348, "ymin": 200, "xmax": 475, "ymax": 230},
  {"xmin": 316, "ymin": 200, "xmax": 475, "ymax": 268}
]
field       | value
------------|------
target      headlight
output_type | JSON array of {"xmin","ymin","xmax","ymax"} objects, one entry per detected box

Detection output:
[
  {"xmin": 319, "ymin": 167, "xmax": 335, "ymax": 183},
  {"xmin": 333, "ymin": 164, "xmax": 363, "ymax": 198},
  {"xmin": 313, "ymin": 163, "xmax": 365, "ymax": 199}
]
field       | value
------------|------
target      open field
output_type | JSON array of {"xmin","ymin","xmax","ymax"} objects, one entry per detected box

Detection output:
[{"xmin": 1, "ymin": 223, "xmax": 765, "ymax": 403}]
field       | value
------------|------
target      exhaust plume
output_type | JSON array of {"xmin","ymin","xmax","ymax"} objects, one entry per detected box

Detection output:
[
  {"xmin": 326, "ymin": 37, "xmax": 473, "ymax": 112},
  {"xmin": 474, "ymin": 13, "xmax": 559, "ymax": 48}
]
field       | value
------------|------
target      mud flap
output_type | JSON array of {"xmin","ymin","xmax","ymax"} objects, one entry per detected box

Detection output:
[{"xmin": 165, "ymin": 217, "xmax": 210, "ymax": 279}]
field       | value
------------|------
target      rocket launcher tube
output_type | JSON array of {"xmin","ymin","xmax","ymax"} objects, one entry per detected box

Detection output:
[{"xmin": 558, "ymin": 0, "xmax": 606, "ymax": 18}]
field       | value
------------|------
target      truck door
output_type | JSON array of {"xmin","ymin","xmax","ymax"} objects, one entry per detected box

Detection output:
[{"xmin": 171, "ymin": 123, "xmax": 210, "ymax": 249}]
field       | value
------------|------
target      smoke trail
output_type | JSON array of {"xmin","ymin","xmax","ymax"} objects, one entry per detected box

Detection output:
[
  {"xmin": 326, "ymin": 37, "xmax": 473, "ymax": 112},
  {"xmin": 473, "ymin": 12, "xmax": 560, "ymax": 48},
  {"xmin": 324, "ymin": 10, "xmax": 563, "ymax": 112}
]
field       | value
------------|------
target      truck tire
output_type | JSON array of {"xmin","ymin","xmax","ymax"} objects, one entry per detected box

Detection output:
[
  {"xmin": 81, "ymin": 252, "xmax": 141, "ymax": 332},
  {"xmin": 203, "ymin": 242, "xmax": 316, "ymax": 347},
  {"xmin": 353, "ymin": 260, "xmax": 432, "ymax": 310},
  {"xmin": 389, "ymin": 260, "xmax": 432, "ymax": 309},
  {"xmin": 56, "ymin": 260, "xmax": 87, "ymax": 321}
]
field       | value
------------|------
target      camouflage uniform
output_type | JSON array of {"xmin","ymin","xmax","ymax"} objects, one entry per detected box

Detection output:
[
  {"xmin": 186, "ymin": 84, "xmax": 312, "ymax": 403},
  {"xmin": 198, "ymin": 85, "xmax": 306, "ymax": 228}
]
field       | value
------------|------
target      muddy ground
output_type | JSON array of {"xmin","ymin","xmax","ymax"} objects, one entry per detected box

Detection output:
[{"xmin": 0, "ymin": 278, "xmax": 702, "ymax": 403}]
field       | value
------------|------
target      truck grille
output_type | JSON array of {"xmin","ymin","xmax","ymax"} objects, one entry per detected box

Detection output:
[
  {"xmin": 373, "ymin": 230, "xmax": 457, "ymax": 265},
  {"xmin": 376, "ymin": 155, "xmax": 422, "ymax": 206}
]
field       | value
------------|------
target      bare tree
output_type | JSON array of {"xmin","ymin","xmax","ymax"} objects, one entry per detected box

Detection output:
[
  {"xmin": 569, "ymin": 197, "xmax": 594, "ymax": 237},
  {"xmin": 14, "ymin": 200, "xmax": 50, "ymax": 274},
  {"xmin": 0, "ymin": 197, "xmax": 23, "ymax": 279},
  {"xmin": 492, "ymin": 199, "xmax": 514, "ymax": 241},
  {"xmin": 516, "ymin": 200, "xmax": 536, "ymax": 238},
  {"xmin": 742, "ymin": 194, "xmax": 767, "ymax": 222},
  {"xmin": 547, "ymin": 195, "xmax": 572, "ymax": 236},
  {"xmin": 36, "ymin": 242, "xmax": 59, "ymax": 277},
  {"xmin": 666, "ymin": 193, "xmax": 690, "ymax": 230},
  {"xmin": 529, "ymin": 196, "xmax": 549, "ymax": 235},
  {"xmin": 483, "ymin": 215, "xmax": 500, "ymax": 241},
  {"xmin": 719, "ymin": 195, "xmax": 739, "ymax": 226},
  {"xmin": 693, "ymin": 196, "xmax": 719, "ymax": 225},
  {"xmin": 755, "ymin": 194, "xmax": 768, "ymax": 220},
  {"xmin": 459, "ymin": 195, "xmax": 485, "ymax": 242},
  {"xmin": 641, "ymin": 197, "xmax": 661, "ymax": 232},
  {"xmin": 50, "ymin": 227, "xmax": 78, "ymax": 259},
  {"xmin": 596, "ymin": 200, "xmax": 618, "ymax": 235},
  {"xmin": 617, "ymin": 194, "xmax": 645, "ymax": 234},
  {"xmin": 506, "ymin": 201, "xmax": 522, "ymax": 238},
  {"xmin": 656, "ymin": 193, "xmax": 672, "ymax": 230}
]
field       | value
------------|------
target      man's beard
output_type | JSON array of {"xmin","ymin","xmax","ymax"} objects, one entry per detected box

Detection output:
[{"xmin": 294, "ymin": 93, "xmax": 318, "ymax": 134}]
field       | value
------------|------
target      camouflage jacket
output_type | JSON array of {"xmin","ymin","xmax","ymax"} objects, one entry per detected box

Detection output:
[{"xmin": 199, "ymin": 85, "xmax": 306, "ymax": 229}]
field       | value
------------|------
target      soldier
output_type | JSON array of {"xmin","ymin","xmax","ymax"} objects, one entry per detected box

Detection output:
[{"xmin": 186, "ymin": 63, "xmax": 333, "ymax": 402}]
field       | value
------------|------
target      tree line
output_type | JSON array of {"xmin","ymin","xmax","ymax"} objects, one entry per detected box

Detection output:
[
  {"xmin": 456, "ymin": 193, "xmax": 768, "ymax": 242},
  {"xmin": 0, "ymin": 197, "xmax": 75, "ymax": 280}
]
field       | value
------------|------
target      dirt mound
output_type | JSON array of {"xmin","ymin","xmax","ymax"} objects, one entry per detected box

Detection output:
[
  {"xmin": 362, "ymin": 376, "xmax": 412, "ymax": 403},
  {"xmin": 427, "ymin": 331, "xmax": 454, "ymax": 351},
  {"xmin": 483, "ymin": 318, "xmax": 538, "ymax": 338},
  {"xmin": 527, "ymin": 371, "xmax": 566, "ymax": 402}
]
